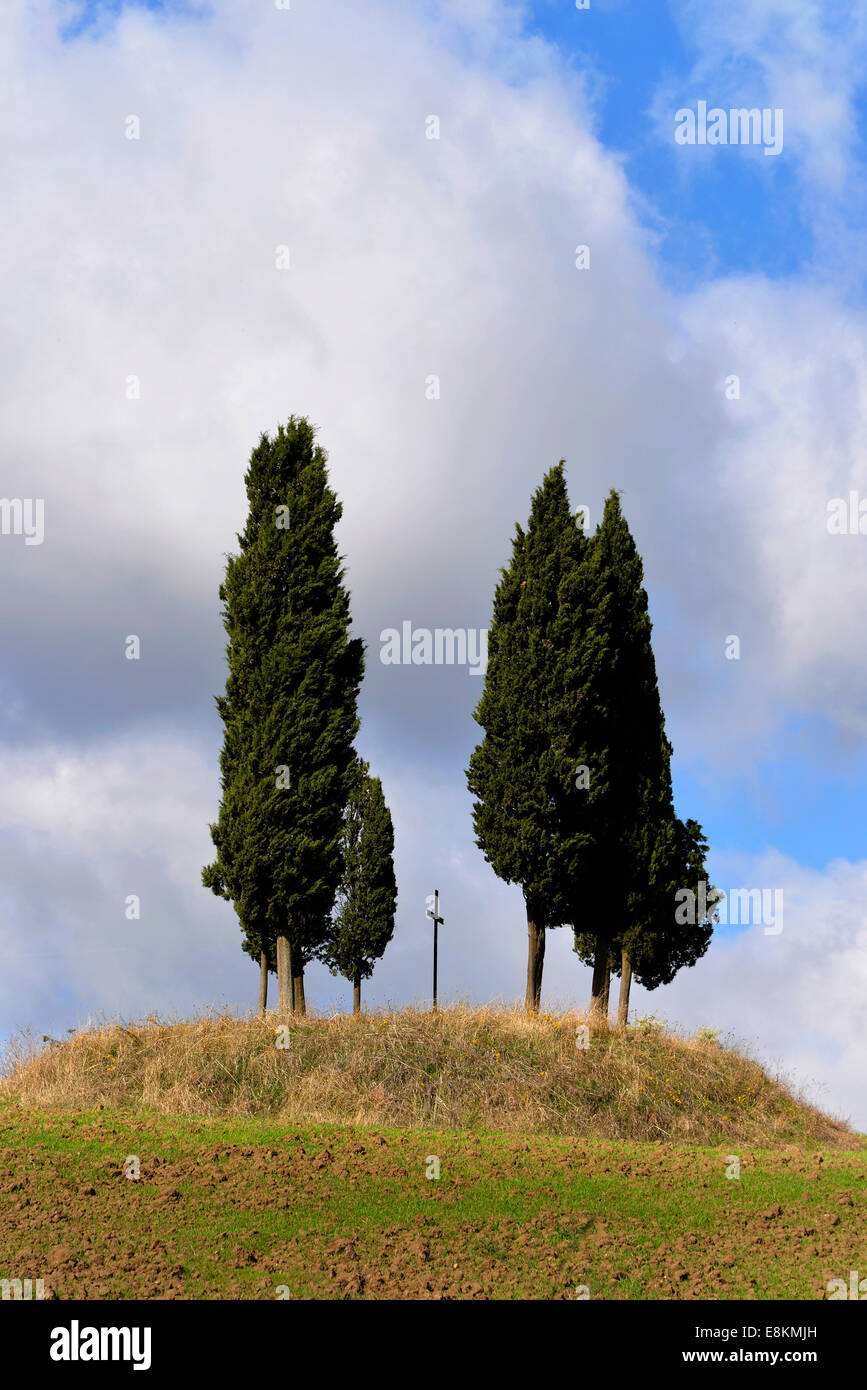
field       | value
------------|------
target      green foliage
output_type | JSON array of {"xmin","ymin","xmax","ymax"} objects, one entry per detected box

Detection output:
[
  {"xmin": 631, "ymin": 1013, "xmax": 666, "ymax": 1033},
  {"xmin": 466, "ymin": 462, "xmax": 596, "ymax": 928},
  {"xmin": 203, "ymin": 416, "xmax": 364, "ymax": 971},
  {"xmin": 469, "ymin": 469, "xmax": 713, "ymax": 997},
  {"xmin": 570, "ymin": 491, "xmax": 713, "ymax": 989},
  {"xmin": 695, "ymin": 1026, "xmax": 722, "ymax": 1045},
  {"xmin": 324, "ymin": 758, "xmax": 397, "ymax": 985},
  {"xmin": 625, "ymin": 817, "xmax": 716, "ymax": 989},
  {"xmin": 571, "ymin": 491, "xmax": 672, "ymax": 929}
]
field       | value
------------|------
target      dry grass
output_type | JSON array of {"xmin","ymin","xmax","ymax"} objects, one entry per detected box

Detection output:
[{"xmin": 0, "ymin": 1004, "xmax": 859, "ymax": 1148}]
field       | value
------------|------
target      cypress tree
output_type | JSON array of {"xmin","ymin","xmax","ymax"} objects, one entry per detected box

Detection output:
[
  {"xmin": 204, "ymin": 417, "xmax": 363, "ymax": 1015},
  {"xmin": 571, "ymin": 492, "xmax": 714, "ymax": 1019},
  {"xmin": 625, "ymin": 816, "xmax": 717, "ymax": 994},
  {"xmin": 324, "ymin": 758, "xmax": 397, "ymax": 1014},
  {"xmin": 569, "ymin": 491, "xmax": 667, "ymax": 1017},
  {"xmin": 578, "ymin": 817, "xmax": 717, "ymax": 1025},
  {"xmin": 467, "ymin": 463, "xmax": 594, "ymax": 1011},
  {"xmin": 202, "ymin": 527, "xmax": 275, "ymax": 1012}
]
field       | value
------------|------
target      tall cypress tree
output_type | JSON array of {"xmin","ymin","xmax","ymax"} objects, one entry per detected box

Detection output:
[
  {"xmin": 571, "ymin": 491, "xmax": 713, "ymax": 1019},
  {"xmin": 204, "ymin": 417, "xmax": 363, "ymax": 1014},
  {"xmin": 467, "ymin": 463, "xmax": 594, "ymax": 1011},
  {"xmin": 324, "ymin": 757, "xmax": 397, "ymax": 1014},
  {"xmin": 202, "ymin": 519, "xmax": 275, "ymax": 1012}
]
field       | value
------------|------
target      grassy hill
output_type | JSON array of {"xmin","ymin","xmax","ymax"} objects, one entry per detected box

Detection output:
[
  {"xmin": 1, "ymin": 1008, "xmax": 863, "ymax": 1300},
  {"xmin": 0, "ymin": 1006, "xmax": 857, "ymax": 1147}
]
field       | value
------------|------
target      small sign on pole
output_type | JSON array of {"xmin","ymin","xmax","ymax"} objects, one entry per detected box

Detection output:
[{"xmin": 425, "ymin": 889, "xmax": 444, "ymax": 1012}]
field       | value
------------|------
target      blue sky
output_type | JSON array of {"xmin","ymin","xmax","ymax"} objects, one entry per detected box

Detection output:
[
  {"xmin": 59, "ymin": 0, "xmax": 199, "ymax": 39},
  {"xmin": 530, "ymin": 1, "xmax": 810, "ymax": 284},
  {"xmin": 2, "ymin": 0, "xmax": 865, "ymax": 1126}
]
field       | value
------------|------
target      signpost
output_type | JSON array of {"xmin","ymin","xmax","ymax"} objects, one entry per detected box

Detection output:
[{"xmin": 425, "ymin": 889, "xmax": 444, "ymax": 1012}]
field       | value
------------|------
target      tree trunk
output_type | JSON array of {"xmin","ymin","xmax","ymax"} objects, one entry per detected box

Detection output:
[
  {"xmin": 276, "ymin": 932, "xmax": 292, "ymax": 1013},
  {"xmin": 617, "ymin": 950, "xmax": 632, "ymax": 1028},
  {"xmin": 258, "ymin": 950, "xmax": 269, "ymax": 1017},
  {"xmin": 292, "ymin": 962, "xmax": 306, "ymax": 1018},
  {"xmin": 353, "ymin": 972, "xmax": 361, "ymax": 1016},
  {"xmin": 525, "ymin": 907, "xmax": 545, "ymax": 1013},
  {"xmin": 602, "ymin": 964, "xmax": 610, "ymax": 1015},
  {"xmin": 589, "ymin": 939, "xmax": 608, "ymax": 1021}
]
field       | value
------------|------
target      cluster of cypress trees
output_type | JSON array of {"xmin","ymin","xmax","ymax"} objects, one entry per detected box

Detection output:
[
  {"xmin": 467, "ymin": 464, "xmax": 715, "ymax": 1019},
  {"xmin": 204, "ymin": 422, "xmax": 712, "ymax": 1023},
  {"xmin": 203, "ymin": 418, "xmax": 397, "ymax": 1016}
]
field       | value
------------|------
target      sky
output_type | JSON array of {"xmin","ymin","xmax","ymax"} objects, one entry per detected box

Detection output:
[{"xmin": 2, "ymin": 0, "xmax": 867, "ymax": 1129}]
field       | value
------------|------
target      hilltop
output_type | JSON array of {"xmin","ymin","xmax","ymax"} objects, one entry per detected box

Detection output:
[{"xmin": 1, "ymin": 1006, "xmax": 857, "ymax": 1149}]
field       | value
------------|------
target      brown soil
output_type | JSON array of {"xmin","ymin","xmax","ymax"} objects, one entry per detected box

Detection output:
[{"xmin": 1, "ymin": 1112, "xmax": 863, "ymax": 1300}]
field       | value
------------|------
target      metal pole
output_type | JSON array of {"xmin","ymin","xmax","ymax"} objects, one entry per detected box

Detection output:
[
  {"xmin": 433, "ymin": 889, "xmax": 438, "ymax": 1012},
  {"xmin": 426, "ymin": 888, "xmax": 444, "ymax": 1014}
]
